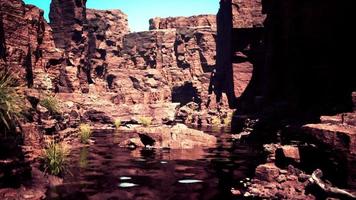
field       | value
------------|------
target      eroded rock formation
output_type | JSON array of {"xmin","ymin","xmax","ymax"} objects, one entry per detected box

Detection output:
[
  {"xmin": 215, "ymin": 0, "xmax": 265, "ymax": 107},
  {"xmin": 0, "ymin": 0, "xmax": 63, "ymax": 90},
  {"xmin": 49, "ymin": 0, "xmax": 90, "ymax": 93},
  {"xmin": 149, "ymin": 15, "xmax": 216, "ymax": 30},
  {"xmin": 47, "ymin": 2, "xmax": 231, "ymax": 125}
]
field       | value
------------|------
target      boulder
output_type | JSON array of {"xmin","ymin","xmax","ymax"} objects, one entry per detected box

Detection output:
[
  {"xmin": 255, "ymin": 163, "xmax": 280, "ymax": 182},
  {"xmin": 121, "ymin": 124, "xmax": 217, "ymax": 149},
  {"xmin": 276, "ymin": 145, "xmax": 301, "ymax": 165},
  {"xmin": 302, "ymin": 124, "xmax": 356, "ymax": 154}
]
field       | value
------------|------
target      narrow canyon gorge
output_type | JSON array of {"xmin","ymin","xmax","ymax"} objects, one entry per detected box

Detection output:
[{"xmin": 0, "ymin": 0, "xmax": 355, "ymax": 199}]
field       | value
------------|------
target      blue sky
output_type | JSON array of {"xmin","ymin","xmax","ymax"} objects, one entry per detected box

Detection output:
[{"xmin": 23, "ymin": 0, "xmax": 219, "ymax": 32}]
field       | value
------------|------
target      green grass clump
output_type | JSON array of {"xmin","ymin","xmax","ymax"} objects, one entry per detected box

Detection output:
[
  {"xmin": 114, "ymin": 119, "xmax": 121, "ymax": 129},
  {"xmin": 43, "ymin": 142, "xmax": 68, "ymax": 176},
  {"xmin": 138, "ymin": 116, "xmax": 152, "ymax": 127},
  {"xmin": 211, "ymin": 116, "xmax": 221, "ymax": 126},
  {"xmin": 79, "ymin": 123, "xmax": 92, "ymax": 144},
  {"xmin": 223, "ymin": 113, "xmax": 233, "ymax": 127},
  {"xmin": 0, "ymin": 72, "xmax": 23, "ymax": 130},
  {"xmin": 40, "ymin": 95, "xmax": 60, "ymax": 114}
]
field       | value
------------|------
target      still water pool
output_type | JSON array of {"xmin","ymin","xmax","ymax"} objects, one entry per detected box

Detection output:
[{"xmin": 46, "ymin": 128, "xmax": 264, "ymax": 200}]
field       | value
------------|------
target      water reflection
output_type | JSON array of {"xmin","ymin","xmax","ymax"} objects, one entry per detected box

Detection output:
[
  {"xmin": 79, "ymin": 147, "xmax": 89, "ymax": 169},
  {"xmin": 46, "ymin": 129, "xmax": 263, "ymax": 200}
]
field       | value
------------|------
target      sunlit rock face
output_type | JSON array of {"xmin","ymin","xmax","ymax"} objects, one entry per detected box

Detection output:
[
  {"xmin": 149, "ymin": 15, "xmax": 216, "ymax": 30},
  {"xmin": 231, "ymin": 0, "xmax": 265, "ymax": 29},
  {"xmin": 104, "ymin": 19, "xmax": 228, "ymax": 124},
  {"xmin": 0, "ymin": 0, "xmax": 63, "ymax": 90},
  {"xmin": 86, "ymin": 9, "xmax": 130, "ymax": 90},
  {"xmin": 47, "ymin": 0, "xmax": 231, "ymax": 125},
  {"xmin": 49, "ymin": 0, "xmax": 90, "ymax": 93}
]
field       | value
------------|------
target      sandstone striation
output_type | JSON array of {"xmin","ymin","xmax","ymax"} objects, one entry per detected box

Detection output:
[
  {"xmin": 0, "ymin": 0, "xmax": 63, "ymax": 90},
  {"xmin": 49, "ymin": 0, "xmax": 89, "ymax": 93},
  {"xmin": 86, "ymin": 9, "xmax": 129, "ymax": 83},
  {"xmin": 231, "ymin": 0, "xmax": 265, "ymax": 28},
  {"xmin": 47, "ymin": 1, "xmax": 230, "ymax": 125},
  {"xmin": 149, "ymin": 15, "xmax": 216, "ymax": 30}
]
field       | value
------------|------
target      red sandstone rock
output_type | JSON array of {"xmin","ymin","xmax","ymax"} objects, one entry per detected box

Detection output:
[
  {"xmin": 231, "ymin": 0, "xmax": 265, "ymax": 28},
  {"xmin": 50, "ymin": 0, "xmax": 89, "ymax": 93},
  {"xmin": 247, "ymin": 164, "xmax": 315, "ymax": 199},
  {"xmin": 215, "ymin": 0, "xmax": 265, "ymax": 106},
  {"xmin": 149, "ymin": 15, "xmax": 216, "ymax": 30},
  {"xmin": 302, "ymin": 124, "xmax": 356, "ymax": 154},
  {"xmin": 0, "ymin": 0, "xmax": 63, "ymax": 89},
  {"xmin": 276, "ymin": 145, "xmax": 301, "ymax": 163},
  {"xmin": 120, "ymin": 124, "xmax": 217, "ymax": 149},
  {"xmin": 255, "ymin": 163, "xmax": 280, "ymax": 182},
  {"xmin": 233, "ymin": 62, "xmax": 253, "ymax": 97},
  {"xmin": 353, "ymin": 92, "xmax": 356, "ymax": 111},
  {"xmin": 86, "ymin": 9, "xmax": 129, "ymax": 84}
]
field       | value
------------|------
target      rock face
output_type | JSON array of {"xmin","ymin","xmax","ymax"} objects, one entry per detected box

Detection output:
[
  {"xmin": 47, "ymin": 1, "xmax": 230, "ymax": 125},
  {"xmin": 302, "ymin": 122, "xmax": 356, "ymax": 154},
  {"xmin": 214, "ymin": 0, "xmax": 356, "ymax": 192},
  {"xmin": 214, "ymin": 0, "xmax": 265, "ymax": 106},
  {"xmin": 49, "ymin": 0, "xmax": 90, "ymax": 93},
  {"xmin": 120, "ymin": 124, "xmax": 217, "ymax": 149},
  {"xmin": 216, "ymin": 0, "xmax": 355, "ymax": 115},
  {"xmin": 86, "ymin": 9, "xmax": 129, "ymax": 73},
  {"xmin": 0, "ymin": 0, "xmax": 63, "ymax": 89},
  {"xmin": 149, "ymin": 15, "xmax": 216, "ymax": 30},
  {"xmin": 231, "ymin": 0, "xmax": 265, "ymax": 28}
]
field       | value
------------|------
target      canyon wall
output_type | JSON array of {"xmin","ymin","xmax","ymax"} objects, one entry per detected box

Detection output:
[
  {"xmin": 215, "ymin": 0, "xmax": 356, "ymax": 189},
  {"xmin": 49, "ymin": 0, "xmax": 90, "ymax": 93},
  {"xmin": 149, "ymin": 15, "xmax": 216, "ymax": 30},
  {"xmin": 214, "ymin": 0, "xmax": 265, "ymax": 107},
  {"xmin": 0, "ymin": 0, "xmax": 63, "ymax": 90},
  {"xmin": 259, "ymin": 0, "xmax": 354, "ymax": 116},
  {"xmin": 216, "ymin": 0, "xmax": 355, "ymax": 116},
  {"xmin": 2, "ymin": 0, "xmax": 230, "ymax": 125}
]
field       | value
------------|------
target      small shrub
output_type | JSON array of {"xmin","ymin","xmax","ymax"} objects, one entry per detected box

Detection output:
[
  {"xmin": 40, "ymin": 95, "xmax": 60, "ymax": 114},
  {"xmin": 79, "ymin": 123, "xmax": 92, "ymax": 144},
  {"xmin": 186, "ymin": 115, "xmax": 193, "ymax": 123},
  {"xmin": 138, "ymin": 116, "xmax": 152, "ymax": 127},
  {"xmin": 211, "ymin": 116, "xmax": 221, "ymax": 126},
  {"xmin": 43, "ymin": 141, "xmax": 68, "ymax": 176},
  {"xmin": 114, "ymin": 118, "xmax": 121, "ymax": 129},
  {"xmin": 0, "ymin": 71, "xmax": 23, "ymax": 130},
  {"xmin": 223, "ymin": 113, "xmax": 233, "ymax": 127}
]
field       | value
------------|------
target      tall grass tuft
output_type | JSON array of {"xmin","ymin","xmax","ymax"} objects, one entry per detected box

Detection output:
[
  {"xmin": 114, "ymin": 118, "xmax": 121, "ymax": 129},
  {"xmin": 0, "ymin": 71, "xmax": 23, "ymax": 130},
  {"xmin": 211, "ymin": 116, "xmax": 221, "ymax": 126},
  {"xmin": 79, "ymin": 123, "xmax": 92, "ymax": 144},
  {"xmin": 39, "ymin": 95, "xmax": 60, "ymax": 114},
  {"xmin": 138, "ymin": 116, "xmax": 152, "ymax": 127},
  {"xmin": 43, "ymin": 141, "xmax": 68, "ymax": 176}
]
